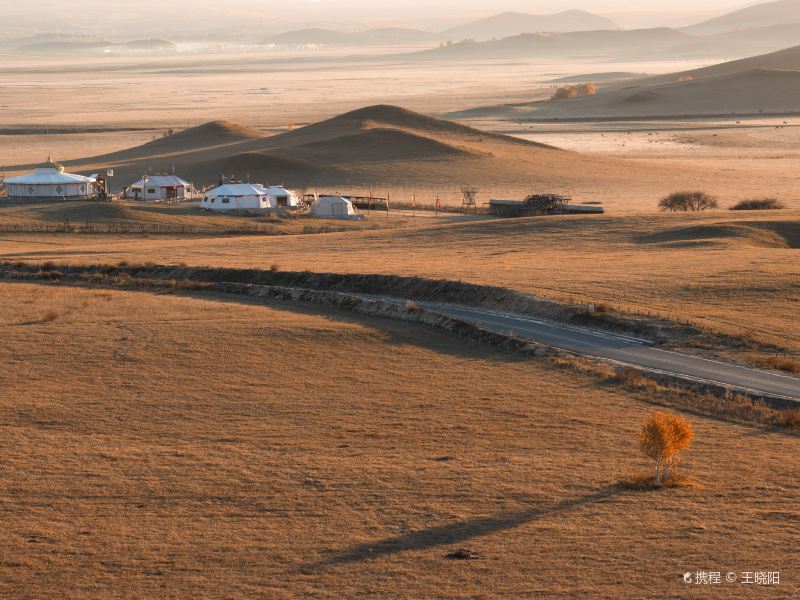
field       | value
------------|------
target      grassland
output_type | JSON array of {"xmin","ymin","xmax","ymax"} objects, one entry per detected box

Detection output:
[
  {"xmin": 0, "ymin": 208, "xmax": 796, "ymax": 350},
  {"xmin": 0, "ymin": 282, "xmax": 798, "ymax": 598},
  {"xmin": 0, "ymin": 200, "xmax": 416, "ymax": 234}
]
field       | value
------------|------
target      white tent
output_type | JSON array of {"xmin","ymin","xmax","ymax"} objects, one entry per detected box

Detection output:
[
  {"xmin": 4, "ymin": 156, "xmax": 96, "ymax": 201},
  {"xmin": 128, "ymin": 174, "xmax": 191, "ymax": 201},
  {"xmin": 265, "ymin": 185, "xmax": 301, "ymax": 208},
  {"xmin": 311, "ymin": 195, "xmax": 356, "ymax": 218},
  {"xmin": 202, "ymin": 183, "xmax": 272, "ymax": 211}
]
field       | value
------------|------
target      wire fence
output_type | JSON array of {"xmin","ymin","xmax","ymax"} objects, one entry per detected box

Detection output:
[{"xmin": 0, "ymin": 222, "xmax": 346, "ymax": 236}]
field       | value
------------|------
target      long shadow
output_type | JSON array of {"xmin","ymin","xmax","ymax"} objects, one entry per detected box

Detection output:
[
  {"xmin": 0, "ymin": 278, "xmax": 529, "ymax": 364},
  {"xmin": 308, "ymin": 485, "xmax": 628, "ymax": 569},
  {"xmin": 203, "ymin": 290, "xmax": 531, "ymax": 364}
]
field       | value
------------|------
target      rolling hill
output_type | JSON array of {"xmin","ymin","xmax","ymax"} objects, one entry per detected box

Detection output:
[
  {"xmin": 45, "ymin": 104, "xmax": 694, "ymax": 200},
  {"xmin": 458, "ymin": 43, "xmax": 800, "ymax": 121},
  {"xmin": 529, "ymin": 68, "xmax": 800, "ymax": 119},
  {"xmin": 442, "ymin": 10, "xmax": 619, "ymax": 39},
  {"xmin": 685, "ymin": 0, "xmax": 800, "ymax": 34}
]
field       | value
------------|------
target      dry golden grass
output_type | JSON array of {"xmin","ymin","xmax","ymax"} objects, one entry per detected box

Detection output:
[
  {"xmin": 0, "ymin": 200, "xmax": 407, "ymax": 234},
  {"xmin": 1, "ymin": 282, "xmax": 799, "ymax": 598},
  {"xmin": 757, "ymin": 356, "xmax": 800, "ymax": 374},
  {"xmin": 0, "ymin": 210, "xmax": 796, "ymax": 350}
]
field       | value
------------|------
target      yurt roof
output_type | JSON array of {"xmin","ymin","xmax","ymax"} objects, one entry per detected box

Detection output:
[
  {"xmin": 317, "ymin": 195, "xmax": 351, "ymax": 204},
  {"xmin": 266, "ymin": 185, "xmax": 294, "ymax": 195},
  {"xmin": 206, "ymin": 183, "xmax": 268, "ymax": 197},
  {"xmin": 130, "ymin": 174, "xmax": 191, "ymax": 188},
  {"xmin": 5, "ymin": 167, "xmax": 96, "ymax": 185}
]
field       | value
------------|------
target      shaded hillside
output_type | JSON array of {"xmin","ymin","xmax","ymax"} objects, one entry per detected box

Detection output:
[
  {"xmin": 685, "ymin": 0, "xmax": 800, "ymax": 34},
  {"xmin": 458, "ymin": 44, "xmax": 800, "ymax": 121},
  {"xmin": 654, "ymin": 43, "xmax": 800, "ymax": 82},
  {"xmin": 527, "ymin": 68, "xmax": 800, "ymax": 119},
  {"xmin": 442, "ymin": 10, "xmax": 619, "ymax": 39}
]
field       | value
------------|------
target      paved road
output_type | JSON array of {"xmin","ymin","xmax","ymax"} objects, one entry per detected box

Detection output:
[{"xmin": 412, "ymin": 301, "xmax": 800, "ymax": 403}]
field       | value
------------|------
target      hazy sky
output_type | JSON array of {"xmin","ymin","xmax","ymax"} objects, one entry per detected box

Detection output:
[{"xmin": 6, "ymin": 0, "xmax": 757, "ymax": 32}]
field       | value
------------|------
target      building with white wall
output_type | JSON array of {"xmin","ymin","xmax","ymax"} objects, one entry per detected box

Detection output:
[{"xmin": 4, "ymin": 156, "xmax": 96, "ymax": 201}]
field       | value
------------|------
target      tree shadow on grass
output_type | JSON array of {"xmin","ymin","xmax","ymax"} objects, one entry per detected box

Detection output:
[{"xmin": 307, "ymin": 485, "xmax": 628, "ymax": 569}]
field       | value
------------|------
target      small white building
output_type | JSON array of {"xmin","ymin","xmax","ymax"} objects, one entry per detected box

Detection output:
[
  {"xmin": 4, "ymin": 156, "xmax": 97, "ymax": 201},
  {"xmin": 127, "ymin": 174, "xmax": 192, "ymax": 201},
  {"xmin": 202, "ymin": 183, "xmax": 303, "ymax": 212},
  {"xmin": 311, "ymin": 195, "xmax": 357, "ymax": 218},
  {"xmin": 202, "ymin": 183, "xmax": 272, "ymax": 211},
  {"xmin": 265, "ymin": 185, "xmax": 301, "ymax": 208}
]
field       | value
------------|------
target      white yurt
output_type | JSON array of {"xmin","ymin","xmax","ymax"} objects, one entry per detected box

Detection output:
[
  {"xmin": 127, "ymin": 174, "xmax": 192, "ymax": 201},
  {"xmin": 201, "ymin": 183, "xmax": 272, "ymax": 211},
  {"xmin": 4, "ymin": 156, "xmax": 97, "ymax": 201},
  {"xmin": 311, "ymin": 195, "xmax": 356, "ymax": 218},
  {"xmin": 265, "ymin": 185, "xmax": 301, "ymax": 208}
]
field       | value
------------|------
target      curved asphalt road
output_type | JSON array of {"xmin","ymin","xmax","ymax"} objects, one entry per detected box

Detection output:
[{"xmin": 414, "ymin": 301, "xmax": 800, "ymax": 403}]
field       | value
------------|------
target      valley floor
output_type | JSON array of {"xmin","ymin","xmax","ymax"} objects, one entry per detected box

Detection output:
[{"xmin": 0, "ymin": 283, "xmax": 798, "ymax": 598}]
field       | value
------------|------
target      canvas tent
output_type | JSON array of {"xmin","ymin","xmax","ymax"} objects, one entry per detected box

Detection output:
[
  {"xmin": 202, "ymin": 183, "xmax": 272, "ymax": 211},
  {"xmin": 311, "ymin": 195, "xmax": 357, "ymax": 218},
  {"xmin": 127, "ymin": 174, "xmax": 191, "ymax": 201},
  {"xmin": 4, "ymin": 156, "xmax": 96, "ymax": 201},
  {"xmin": 265, "ymin": 185, "xmax": 301, "ymax": 207}
]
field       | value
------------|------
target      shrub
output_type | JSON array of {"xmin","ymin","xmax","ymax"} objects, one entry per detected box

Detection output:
[
  {"xmin": 552, "ymin": 86, "xmax": 578, "ymax": 100},
  {"xmin": 551, "ymin": 82, "xmax": 596, "ymax": 101},
  {"xmin": 730, "ymin": 198, "xmax": 785, "ymax": 211},
  {"xmin": 638, "ymin": 411, "xmax": 694, "ymax": 487},
  {"xmin": 658, "ymin": 191, "xmax": 719, "ymax": 212}
]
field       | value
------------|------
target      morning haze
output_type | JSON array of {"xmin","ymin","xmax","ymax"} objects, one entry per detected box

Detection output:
[{"xmin": 1, "ymin": 0, "xmax": 799, "ymax": 597}]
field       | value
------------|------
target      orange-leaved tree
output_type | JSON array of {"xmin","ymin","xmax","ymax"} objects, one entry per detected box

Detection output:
[{"xmin": 639, "ymin": 411, "xmax": 694, "ymax": 486}]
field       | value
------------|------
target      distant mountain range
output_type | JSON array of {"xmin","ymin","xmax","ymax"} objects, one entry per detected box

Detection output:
[
  {"xmin": 400, "ymin": 23, "xmax": 800, "ymax": 62},
  {"xmin": 1, "ymin": 34, "xmax": 176, "ymax": 55},
  {"xmin": 259, "ymin": 2, "xmax": 800, "ymax": 62},
  {"xmin": 262, "ymin": 10, "xmax": 619, "ymax": 47},
  {"xmin": 684, "ymin": 0, "xmax": 800, "ymax": 34},
  {"xmin": 263, "ymin": 27, "xmax": 439, "ymax": 47},
  {"xmin": 408, "ymin": 28, "xmax": 691, "ymax": 61}
]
